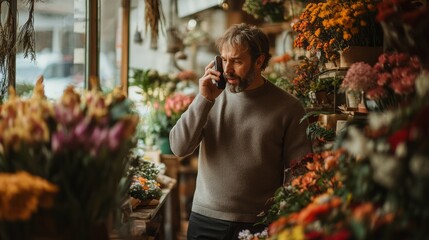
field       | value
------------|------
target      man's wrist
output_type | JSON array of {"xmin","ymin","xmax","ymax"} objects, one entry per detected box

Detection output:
[{"xmin": 201, "ymin": 95, "xmax": 215, "ymax": 102}]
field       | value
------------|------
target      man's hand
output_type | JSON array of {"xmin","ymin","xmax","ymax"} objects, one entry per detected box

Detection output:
[{"xmin": 199, "ymin": 61, "xmax": 224, "ymax": 101}]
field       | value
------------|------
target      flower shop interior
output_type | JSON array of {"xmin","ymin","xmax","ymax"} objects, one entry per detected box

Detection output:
[{"xmin": 1, "ymin": 0, "xmax": 429, "ymax": 239}]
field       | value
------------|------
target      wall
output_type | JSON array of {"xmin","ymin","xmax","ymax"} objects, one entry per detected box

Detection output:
[{"xmin": 129, "ymin": 0, "xmax": 228, "ymax": 76}]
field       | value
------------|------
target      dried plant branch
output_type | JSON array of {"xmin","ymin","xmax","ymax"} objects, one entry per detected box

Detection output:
[
  {"xmin": 144, "ymin": 0, "xmax": 165, "ymax": 49},
  {"xmin": 18, "ymin": 0, "xmax": 37, "ymax": 61},
  {"xmin": 0, "ymin": 1, "xmax": 16, "ymax": 101},
  {"xmin": 0, "ymin": 0, "xmax": 42, "ymax": 101}
]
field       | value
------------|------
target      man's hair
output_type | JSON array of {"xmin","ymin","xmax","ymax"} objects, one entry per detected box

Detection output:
[{"xmin": 216, "ymin": 23, "xmax": 271, "ymax": 70}]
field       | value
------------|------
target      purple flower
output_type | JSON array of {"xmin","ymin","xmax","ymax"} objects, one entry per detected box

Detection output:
[
  {"xmin": 108, "ymin": 121, "xmax": 125, "ymax": 150},
  {"xmin": 89, "ymin": 127, "xmax": 108, "ymax": 156}
]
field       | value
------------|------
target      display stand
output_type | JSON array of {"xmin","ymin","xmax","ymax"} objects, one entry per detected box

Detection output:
[
  {"xmin": 110, "ymin": 185, "xmax": 175, "ymax": 239},
  {"xmin": 160, "ymin": 153, "xmax": 198, "ymax": 239}
]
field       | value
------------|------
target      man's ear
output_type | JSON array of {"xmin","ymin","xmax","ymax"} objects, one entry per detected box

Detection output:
[{"xmin": 256, "ymin": 55, "xmax": 265, "ymax": 69}]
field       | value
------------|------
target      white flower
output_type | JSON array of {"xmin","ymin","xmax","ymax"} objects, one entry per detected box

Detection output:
[
  {"xmin": 238, "ymin": 230, "xmax": 253, "ymax": 240},
  {"xmin": 279, "ymin": 200, "xmax": 286, "ymax": 209},
  {"xmin": 415, "ymin": 70, "xmax": 429, "ymax": 97},
  {"xmin": 410, "ymin": 154, "xmax": 429, "ymax": 177},
  {"xmin": 395, "ymin": 142, "xmax": 407, "ymax": 158},
  {"xmin": 254, "ymin": 229, "xmax": 268, "ymax": 238},
  {"xmin": 342, "ymin": 126, "xmax": 372, "ymax": 159},
  {"xmin": 370, "ymin": 154, "xmax": 401, "ymax": 189},
  {"xmin": 368, "ymin": 111, "xmax": 395, "ymax": 130},
  {"xmin": 375, "ymin": 140, "xmax": 390, "ymax": 153}
]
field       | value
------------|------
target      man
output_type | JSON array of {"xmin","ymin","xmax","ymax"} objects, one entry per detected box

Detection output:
[{"xmin": 170, "ymin": 23, "xmax": 312, "ymax": 239}]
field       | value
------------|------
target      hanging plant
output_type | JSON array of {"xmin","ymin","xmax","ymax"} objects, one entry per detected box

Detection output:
[
  {"xmin": 144, "ymin": 0, "xmax": 165, "ymax": 49},
  {"xmin": 0, "ymin": 0, "xmax": 41, "ymax": 102}
]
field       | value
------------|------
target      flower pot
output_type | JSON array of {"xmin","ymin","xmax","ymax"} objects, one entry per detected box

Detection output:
[{"xmin": 340, "ymin": 46, "xmax": 383, "ymax": 67}]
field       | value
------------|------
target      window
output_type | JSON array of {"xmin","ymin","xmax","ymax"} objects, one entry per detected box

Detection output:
[{"xmin": 8, "ymin": 0, "xmax": 127, "ymax": 99}]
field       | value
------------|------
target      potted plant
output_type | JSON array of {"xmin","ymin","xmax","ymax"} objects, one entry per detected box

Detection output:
[
  {"xmin": 141, "ymin": 92, "xmax": 195, "ymax": 154},
  {"xmin": 293, "ymin": 0, "xmax": 384, "ymax": 65},
  {"xmin": 131, "ymin": 69, "xmax": 197, "ymax": 153},
  {"xmin": 341, "ymin": 52, "xmax": 421, "ymax": 111}
]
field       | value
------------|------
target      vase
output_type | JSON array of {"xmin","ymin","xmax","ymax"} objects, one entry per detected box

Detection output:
[
  {"xmin": 345, "ymin": 90, "xmax": 361, "ymax": 109},
  {"xmin": 340, "ymin": 46, "xmax": 383, "ymax": 67},
  {"xmin": 324, "ymin": 59, "xmax": 340, "ymax": 69}
]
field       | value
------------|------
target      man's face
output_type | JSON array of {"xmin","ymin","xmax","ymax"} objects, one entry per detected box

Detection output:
[{"xmin": 220, "ymin": 46, "xmax": 258, "ymax": 93}]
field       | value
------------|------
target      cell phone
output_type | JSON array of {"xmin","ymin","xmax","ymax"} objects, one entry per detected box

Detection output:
[{"xmin": 214, "ymin": 55, "xmax": 226, "ymax": 89}]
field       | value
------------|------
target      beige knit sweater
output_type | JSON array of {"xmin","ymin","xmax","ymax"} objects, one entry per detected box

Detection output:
[{"xmin": 169, "ymin": 81, "xmax": 312, "ymax": 223}]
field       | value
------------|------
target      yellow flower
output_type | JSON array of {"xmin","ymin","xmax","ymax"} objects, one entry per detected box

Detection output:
[
  {"xmin": 32, "ymin": 76, "xmax": 46, "ymax": 100},
  {"xmin": 0, "ymin": 171, "xmax": 58, "ymax": 221},
  {"xmin": 277, "ymin": 225, "xmax": 305, "ymax": 240}
]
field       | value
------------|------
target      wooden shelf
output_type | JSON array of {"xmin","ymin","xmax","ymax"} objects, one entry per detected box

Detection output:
[
  {"xmin": 260, "ymin": 22, "xmax": 292, "ymax": 34},
  {"xmin": 110, "ymin": 186, "xmax": 175, "ymax": 239}
]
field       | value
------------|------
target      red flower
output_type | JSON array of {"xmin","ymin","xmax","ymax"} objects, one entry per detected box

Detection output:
[
  {"xmin": 325, "ymin": 230, "xmax": 352, "ymax": 240},
  {"xmin": 305, "ymin": 231, "xmax": 324, "ymax": 240},
  {"xmin": 388, "ymin": 127, "xmax": 410, "ymax": 153}
]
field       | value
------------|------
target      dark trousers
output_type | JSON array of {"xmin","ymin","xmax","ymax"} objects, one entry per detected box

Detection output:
[{"xmin": 187, "ymin": 212, "xmax": 267, "ymax": 240}]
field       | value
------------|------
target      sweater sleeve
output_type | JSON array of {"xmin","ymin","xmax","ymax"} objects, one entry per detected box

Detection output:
[
  {"xmin": 169, "ymin": 94, "xmax": 215, "ymax": 157},
  {"xmin": 283, "ymin": 100, "xmax": 313, "ymax": 165}
]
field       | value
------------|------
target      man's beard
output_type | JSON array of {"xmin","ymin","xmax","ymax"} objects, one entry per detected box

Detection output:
[{"xmin": 226, "ymin": 64, "xmax": 256, "ymax": 93}]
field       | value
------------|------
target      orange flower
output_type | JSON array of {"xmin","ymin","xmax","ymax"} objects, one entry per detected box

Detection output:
[
  {"xmin": 271, "ymin": 53, "xmax": 292, "ymax": 63},
  {"xmin": 297, "ymin": 194, "xmax": 342, "ymax": 224},
  {"xmin": 0, "ymin": 171, "xmax": 58, "ymax": 221},
  {"xmin": 293, "ymin": 0, "xmax": 382, "ymax": 63},
  {"xmin": 352, "ymin": 202, "xmax": 375, "ymax": 222}
]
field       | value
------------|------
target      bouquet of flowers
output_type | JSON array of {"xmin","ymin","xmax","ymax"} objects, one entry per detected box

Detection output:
[
  {"xmin": 293, "ymin": 0, "xmax": 383, "ymax": 63},
  {"xmin": 164, "ymin": 93, "xmax": 195, "ymax": 129},
  {"xmin": 291, "ymin": 56, "xmax": 321, "ymax": 104},
  {"xmin": 377, "ymin": 0, "xmax": 429, "ymax": 68},
  {"xmin": 141, "ymin": 92, "xmax": 195, "ymax": 151},
  {"xmin": 342, "ymin": 52, "xmax": 421, "ymax": 111},
  {"xmin": 131, "ymin": 68, "xmax": 197, "ymax": 149},
  {"xmin": 0, "ymin": 171, "xmax": 58, "ymax": 221},
  {"xmin": 243, "ymin": 1, "xmax": 429, "ymax": 239},
  {"xmin": 0, "ymin": 79, "xmax": 138, "ymax": 239},
  {"xmin": 244, "ymin": 91, "xmax": 429, "ymax": 238},
  {"xmin": 340, "ymin": 62, "xmax": 378, "ymax": 92}
]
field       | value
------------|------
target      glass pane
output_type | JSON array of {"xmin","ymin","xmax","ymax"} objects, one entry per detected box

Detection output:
[
  {"xmin": 16, "ymin": 0, "xmax": 86, "ymax": 100},
  {"xmin": 99, "ymin": 0, "xmax": 121, "ymax": 92}
]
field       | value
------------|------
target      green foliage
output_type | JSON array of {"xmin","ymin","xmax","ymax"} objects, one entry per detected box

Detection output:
[
  {"xmin": 15, "ymin": 83, "xmax": 34, "ymax": 97},
  {"xmin": 129, "ymin": 68, "xmax": 178, "ymax": 104},
  {"xmin": 127, "ymin": 154, "xmax": 161, "ymax": 180},
  {"xmin": 242, "ymin": 0, "xmax": 285, "ymax": 22},
  {"xmin": 306, "ymin": 122, "xmax": 336, "ymax": 142}
]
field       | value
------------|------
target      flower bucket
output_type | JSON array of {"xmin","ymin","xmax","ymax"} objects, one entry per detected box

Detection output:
[
  {"xmin": 158, "ymin": 136, "xmax": 173, "ymax": 155},
  {"xmin": 340, "ymin": 46, "xmax": 383, "ymax": 67}
]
